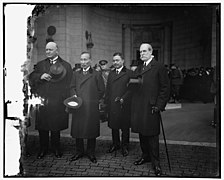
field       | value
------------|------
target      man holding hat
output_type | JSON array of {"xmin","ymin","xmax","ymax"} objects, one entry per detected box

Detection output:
[
  {"xmin": 29, "ymin": 42, "xmax": 73, "ymax": 159},
  {"xmin": 69, "ymin": 52, "xmax": 105, "ymax": 163}
]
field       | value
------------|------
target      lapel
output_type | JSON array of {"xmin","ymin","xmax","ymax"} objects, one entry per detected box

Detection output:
[
  {"xmin": 140, "ymin": 58, "xmax": 156, "ymax": 76},
  {"xmin": 79, "ymin": 67, "xmax": 93, "ymax": 87},
  {"xmin": 43, "ymin": 58, "xmax": 51, "ymax": 73},
  {"xmin": 112, "ymin": 67, "xmax": 127, "ymax": 82},
  {"xmin": 56, "ymin": 56, "xmax": 63, "ymax": 64}
]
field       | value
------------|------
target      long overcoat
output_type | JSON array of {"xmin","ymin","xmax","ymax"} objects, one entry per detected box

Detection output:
[
  {"xmin": 70, "ymin": 68, "xmax": 105, "ymax": 139},
  {"xmin": 131, "ymin": 58, "xmax": 170, "ymax": 136},
  {"xmin": 29, "ymin": 57, "xmax": 73, "ymax": 131},
  {"xmin": 105, "ymin": 67, "xmax": 132, "ymax": 130}
]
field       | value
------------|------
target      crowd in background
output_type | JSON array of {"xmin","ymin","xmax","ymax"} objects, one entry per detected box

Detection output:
[
  {"xmin": 167, "ymin": 65, "xmax": 215, "ymax": 104},
  {"xmin": 167, "ymin": 64, "xmax": 217, "ymax": 128}
]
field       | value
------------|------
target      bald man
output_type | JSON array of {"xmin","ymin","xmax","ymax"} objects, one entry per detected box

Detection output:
[
  {"xmin": 29, "ymin": 42, "xmax": 73, "ymax": 159},
  {"xmin": 131, "ymin": 43, "xmax": 170, "ymax": 176}
]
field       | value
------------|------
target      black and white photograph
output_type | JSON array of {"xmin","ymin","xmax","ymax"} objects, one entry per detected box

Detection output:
[{"xmin": 2, "ymin": 2, "xmax": 221, "ymax": 178}]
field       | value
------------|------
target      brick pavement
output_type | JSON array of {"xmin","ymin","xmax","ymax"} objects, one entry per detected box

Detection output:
[{"xmin": 21, "ymin": 135, "xmax": 219, "ymax": 177}]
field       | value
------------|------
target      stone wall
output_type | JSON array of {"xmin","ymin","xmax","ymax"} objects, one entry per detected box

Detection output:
[
  {"xmin": 86, "ymin": 7, "xmax": 123, "ymax": 67},
  {"xmin": 171, "ymin": 7, "xmax": 213, "ymax": 69}
]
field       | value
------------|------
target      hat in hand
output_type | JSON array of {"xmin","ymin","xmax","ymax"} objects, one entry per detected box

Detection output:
[
  {"xmin": 63, "ymin": 96, "xmax": 83, "ymax": 109},
  {"xmin": 128, "ymin": 76, "xmax": 143, "ymax": 89},
  {"xmin": 49, "ymin": 63, "xmax": 67, "ymax": 82}
]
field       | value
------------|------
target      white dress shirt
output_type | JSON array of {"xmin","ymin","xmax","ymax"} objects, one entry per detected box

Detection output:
[
  {"xmin": 116, "ymin": 66, "xmax": 124, "ymax": 74},
  {"xmin": 50, "ymin": 56, "xmax": 58, "ymax": 64},
  {"xmin": 144, "ymin": 55, "xmax": 154, "ymax": 66}
]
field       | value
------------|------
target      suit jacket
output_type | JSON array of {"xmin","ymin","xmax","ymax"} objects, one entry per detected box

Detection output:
[
  {"xmin": 70, "ymin": 67, "xmax": 105, "ymax": 138},
  {"xmin": 131, "ymin": 58, "xmax": 170, "ymax": 136},
  {"xmin": 29, "ymin": 56, "xmax": 73, "ymax": 131},
  {"xmin": 105, "ymin": 67, "xmax": 133, "ymax": 130}
]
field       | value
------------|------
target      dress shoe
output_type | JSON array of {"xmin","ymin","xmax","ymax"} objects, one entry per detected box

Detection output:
[
  {"xmin": 107, "ymin": 145, "xmax": 120, "ymax": 153},
  {"xmin": 54, "ymin": 149, "xmax": 62, "ymax": 158},
  {"xmin": 154, "ymin": 165, "xmax": 162, "ymax": 176},
  {"xmin": 69, "ymin": 153, "xmax": 83, "ymax": 162},
  {"xmin": 87, "ymin": 155, "xmax": 97, "ymax": 163},
  {"xmin": 134, "ymin": 157, "xmax": 151, "ymax": 165},
  {"xmin": 37, "ymin": 150, "xmax": 47, "ymax": 159},
  {"xmin": 121, "ymin": 147, "xmax": 129, "ymax": 157}
]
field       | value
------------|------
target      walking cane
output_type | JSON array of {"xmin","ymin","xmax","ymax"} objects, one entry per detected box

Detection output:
[{"xmin": 159, "ymin": 113, "xmax": 171, "ymax": 172}]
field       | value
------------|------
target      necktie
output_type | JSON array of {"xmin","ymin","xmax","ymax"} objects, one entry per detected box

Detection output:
[
  {"xmin": 50, "ymin": 60, "xmax": 56, "ymax": 65},
  {"xmin": 116, "ymin": 70, "xmax": 119, "ymax": 74},
  {"xmin": 143, "ymin": 63, "xmax": 146, "ymax": 70}
]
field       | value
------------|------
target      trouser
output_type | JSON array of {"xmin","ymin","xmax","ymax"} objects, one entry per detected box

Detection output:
[
  {"xmin": 76, "ymin": 138, "xmax": 96, "ymax": 156},
  {"xmin": 171, "ymin": 84, "xmax": 181, "ymax": 101},
  {"xmin": 38, "ymin": 130, "xmax": 60, "ymax": 151},
  {"xmin": 139, "ymin": 133, "xmax": 160, "ymax": 167},
  {"xmin": 112, "ymin": 128, "xmax": 129, "ymax": 148}
]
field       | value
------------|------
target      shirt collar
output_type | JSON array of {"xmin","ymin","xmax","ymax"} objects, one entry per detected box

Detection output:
[
  {"xmin": 83, "ymin": 66, "xmax": 90, "ymax": 72},
  {"xmin": 144, "ymin": 55, "xmax": 154, "ymax": 66},
  {"xmin": 116, "ymin": 66, "xmax": 124, "ymax": 74},
  {"xmin": 50, "ymin": 56, "xmax": 58, "ymax": 63}
]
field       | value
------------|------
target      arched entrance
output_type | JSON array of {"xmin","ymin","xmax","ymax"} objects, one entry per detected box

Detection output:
[{"xmin": 123, "ymin": 23, "xmax": 172, "ymax": 66}]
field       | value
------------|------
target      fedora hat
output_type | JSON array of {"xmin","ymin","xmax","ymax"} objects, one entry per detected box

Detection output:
[
  {"xmin": 49, "ymin": 63, "xmax": 67, "ymax": 82},
  {"xmin": 63, "ymin": 96, "xmax": 83, "ymax": 109}
]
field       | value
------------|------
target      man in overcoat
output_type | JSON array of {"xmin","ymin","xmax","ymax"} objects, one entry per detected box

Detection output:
[
  {"xmin": 29, "ymin": 42, "xmax": 73, "ymax": 159},
  {"xmin": 105, "ymin": 52, "xmax": 132, "ymax": 156},
  {"xmin": 69, "ymin": 52, "xmax": 105, "ymax": 163},
  {"xmin": 131, "ymin": 43, "xmax": 170, "ymax": 176}
]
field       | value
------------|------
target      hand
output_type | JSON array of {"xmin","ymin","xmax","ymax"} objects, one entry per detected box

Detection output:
[
  {"xmin": 152, "ymin": 106, "xmax": 160, "ymax": 114},
  {"xmin": 65, "ymin": 107, "xmax": 70, "ymax": 113},
  {"xmin": 40, "ymin": 73, "xmax": 52, "ymax": 81},
  {"xmin": 114, "ymin": 97, "xmax": 120, "ymax": 103},
  {"xmin": 119, "ymin": 98, "xmax": 124, "ymax": 104},
  {"xmin": 65, "ymin": 107, "xmax": 74, "ymax": 113},
  {"xmin": 100, "ymin": 103, "xmax": 107, "ymax": 109},
  {"xmin": 99, "ymin": 98, "xmax": 104, "ymax": 104}
]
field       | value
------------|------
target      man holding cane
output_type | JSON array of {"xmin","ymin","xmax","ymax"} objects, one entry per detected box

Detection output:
[{"xmin": 130, "ymin": 43, "xmax": 170, "ymax": 176}]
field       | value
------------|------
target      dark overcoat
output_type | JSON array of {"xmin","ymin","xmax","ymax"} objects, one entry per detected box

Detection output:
[
  {"xmin": 131, "ymin": 58, "xmax": 170, "ymax": 136},
  {"xmin": 70, "ymin": 68, "xmax": 105, "ymax": 139},
  {"xmin": 29, "ymin": 57, "xmax": 73, "ymax": 131},
  {"xmin": 105, "ymin": 67, "xmax": 132, "ymax": 130}
]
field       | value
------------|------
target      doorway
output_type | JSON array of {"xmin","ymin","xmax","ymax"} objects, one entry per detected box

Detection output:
[{"xmin": 129, "ymin": 23, "xmax": 171, "ymax": 65}]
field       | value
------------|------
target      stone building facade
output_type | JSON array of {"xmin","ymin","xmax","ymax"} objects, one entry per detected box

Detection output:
[{"xmin": 31, "ymin": 4, "xmax": 219, "ymax": 70}]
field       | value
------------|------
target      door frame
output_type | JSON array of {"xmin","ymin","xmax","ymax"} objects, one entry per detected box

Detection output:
[{"xmin": 123, "ymin": 22, "xmax": 172, "ymax": 66}]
